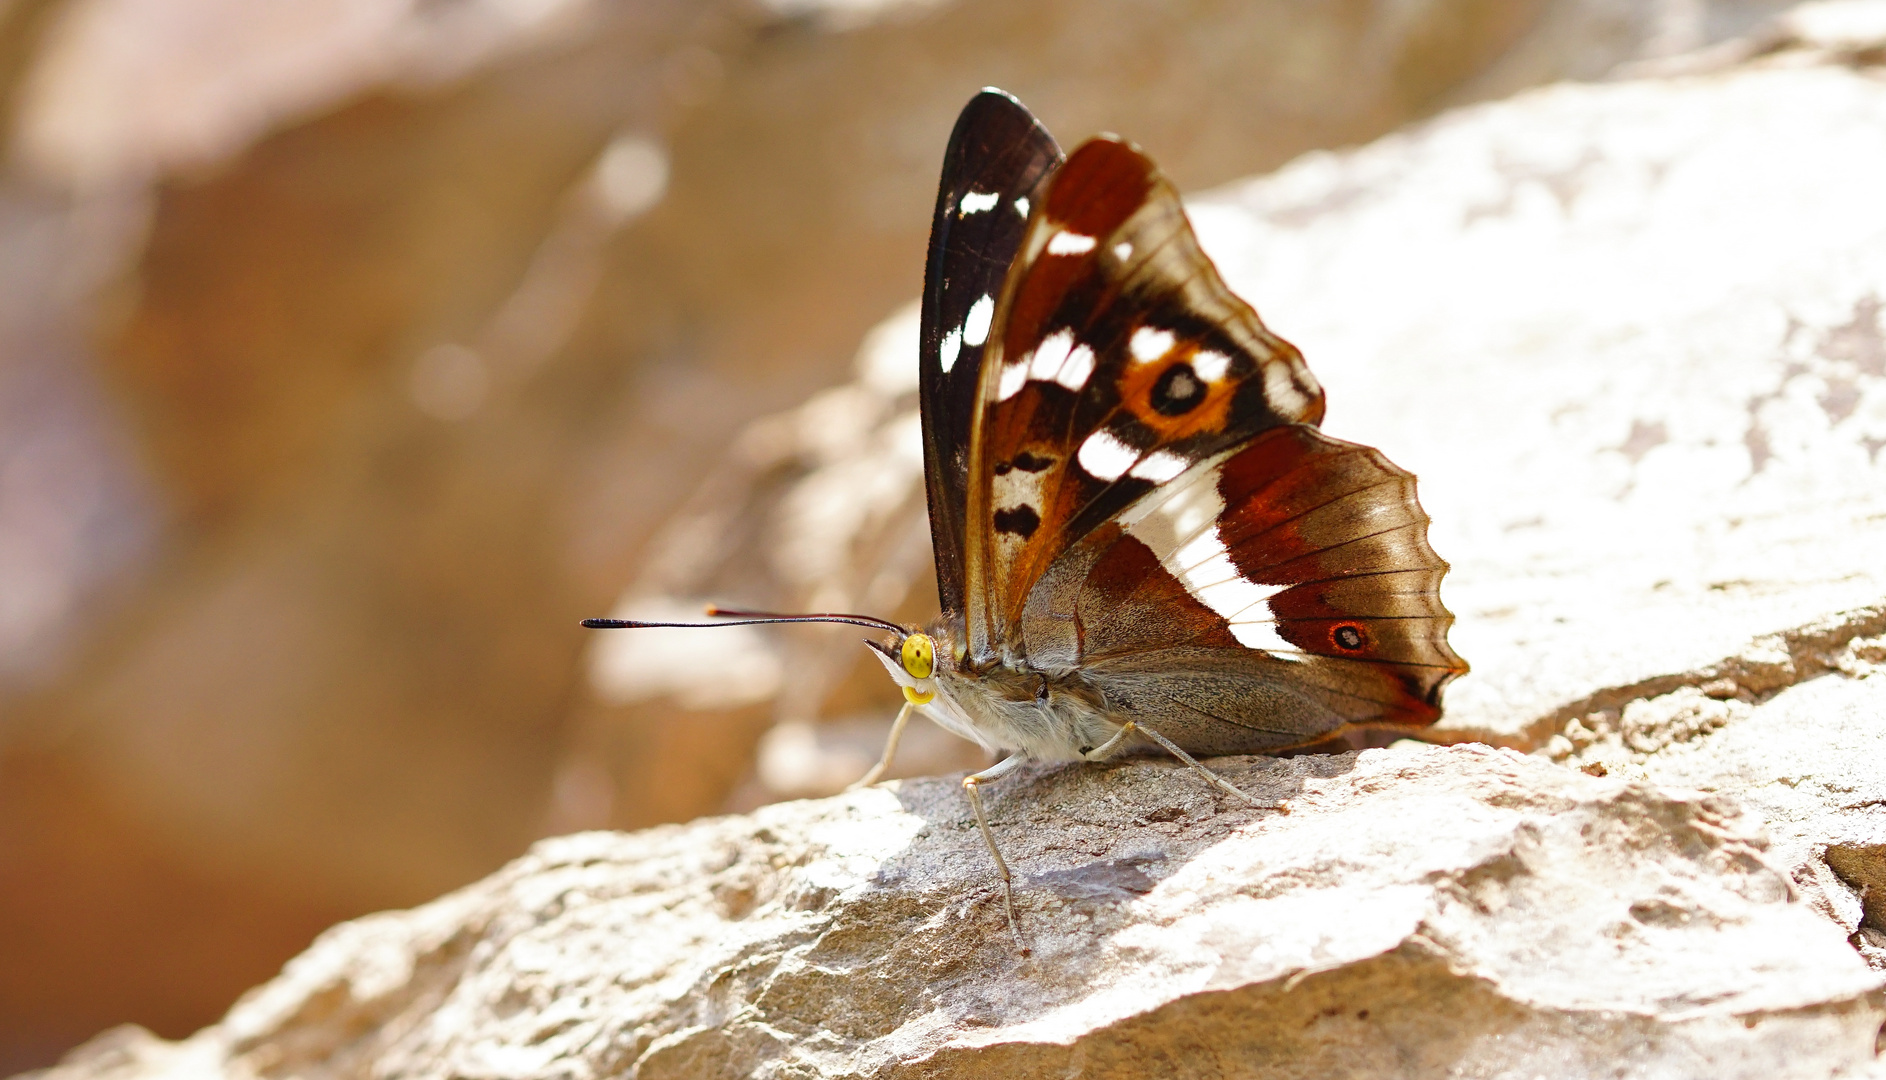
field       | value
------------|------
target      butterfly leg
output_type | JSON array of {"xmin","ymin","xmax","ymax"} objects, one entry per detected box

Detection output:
[
  {"xmin": 963, "ymin": 751, "xmax": 1030, "ymax": 948},
  {"xmin": 1114, "ymin": 721, "xmax": 1272, "ymax": 810},
  {"xmin": 846, "ymin": 699, "xmax": 914, "ymax": 791},
  {"xmin": 1082, "ymin": 721, "xmax": 1137, "ymax": 761}
]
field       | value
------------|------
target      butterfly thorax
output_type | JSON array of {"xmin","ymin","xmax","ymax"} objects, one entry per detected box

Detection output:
[{"xmin": 924, "ymin": 623, "xmax": 1123, "ymax": 763}]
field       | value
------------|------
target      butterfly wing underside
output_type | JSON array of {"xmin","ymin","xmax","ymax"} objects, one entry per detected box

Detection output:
[
  {"xmin": 961, "ymin": 136, "xmax": 1326, "ymax": 664},
  {"xmin": 920, "ymin": 89, "xmax": 1063, "ymax": 623}
]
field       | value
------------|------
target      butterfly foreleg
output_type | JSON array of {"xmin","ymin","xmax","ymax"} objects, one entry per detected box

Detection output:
[
  {"xmin": 963, "ymin": 751, "xmax": 1030, "ymax": 949},
  {"xmin": 847, "ymin": 699, "xmax": 915, "ymax": 791}
]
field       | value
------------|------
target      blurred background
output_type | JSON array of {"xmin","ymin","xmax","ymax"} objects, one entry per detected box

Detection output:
[{"xmin": 0, "ymin": 0, "xmax": 1796, "ymax": 1069}]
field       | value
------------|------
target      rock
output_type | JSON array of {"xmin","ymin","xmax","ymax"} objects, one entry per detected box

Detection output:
[
  {"xmin": 25, "ymin": 743, "xmax": 1886, "ymax": 1080},
  {"xmin": 233, "ymin": 14, "xmax": 1886, "ymax": 1071},
  {"xmin": 1197, "ymin": 53, "xmax": 1886, "ymax": 751},
  {"xmin": 1549, "ymin": 606, "xmax": 1886, "ymax": 973}
]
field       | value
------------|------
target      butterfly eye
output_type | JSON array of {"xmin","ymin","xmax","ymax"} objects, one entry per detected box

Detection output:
[{"xmin": 901, "ymin": 633, "xmax": 936, "ymax": 679}]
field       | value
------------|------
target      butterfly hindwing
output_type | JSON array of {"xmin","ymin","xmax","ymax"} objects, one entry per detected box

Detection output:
[
  {"xmin": 961, "ymin": 137, "xmax": 1325, "ymax": 661},
  {"xmin": 920, "ymin": 89, "xmax": 1063, "ymax": 623},
  {"xmin": 1069, "ymin": 424, "xmax": 1467, "ymax": 751}
]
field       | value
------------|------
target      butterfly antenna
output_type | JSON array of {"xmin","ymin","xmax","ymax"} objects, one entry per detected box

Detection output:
[{"xmin": 581, "ymin": 606, "xmax": 905, "ymax": 635}]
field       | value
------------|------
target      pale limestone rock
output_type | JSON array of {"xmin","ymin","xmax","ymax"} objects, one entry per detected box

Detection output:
[
  {"xmin": 27, "ymin": 744, "xmax": 1886, "ymax": 1080},
  {"xmin": 1196, "ymin": 59, "xmax": 1886, "ymax": 750},
  {"xmin": 1550, "ymin": 604, "xmax": 1886, "ymax": 973}
]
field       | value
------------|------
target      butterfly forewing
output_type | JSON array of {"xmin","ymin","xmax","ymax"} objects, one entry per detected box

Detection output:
[
  {"xmin": 920, "ymin": 89, "xmax": 1063, "ymax": 623},
  {"xmin": 962, "ymin": 137, "xmax": 1325, "ymax": 661}
]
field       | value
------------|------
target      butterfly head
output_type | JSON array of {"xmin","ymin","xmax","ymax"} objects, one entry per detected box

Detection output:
[
  {"xmin": 581, "ymin": 605, "xmax": 965, "ymax": 710},
  {"xmin": 866, "ymin": 630, "xmax": 944, "ymax": 705}
]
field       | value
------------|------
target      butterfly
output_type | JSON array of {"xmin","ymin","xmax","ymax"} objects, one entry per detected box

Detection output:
[{"xmin": 587, "ymin": 88, "xmax": 1467, "ymax": 939}]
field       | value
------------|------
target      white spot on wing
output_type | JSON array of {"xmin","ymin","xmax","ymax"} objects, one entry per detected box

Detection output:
[
  {"xmin": 1128, "ymin": 450, "xmax": 1187, "ymax": 482},
  {"xmin": 962, "ymin": 294, "xmax": 995, "ymax": 347},
  {"xmin": 958, "ymin": 190, "xmax": 999, "ymax": 215},
  {"xmin": 1168, "ymin": 528, "xmax": 1211, "ymax": 566},
  {"xmin": 1028, "ymin": 329, "xmax": 1074, "ymax": 381},
  {"xmin": 993, "ymin": 467, "xmax": 1045, "ymax": 541},
  {"xmin": 1077, "ymin": 429, "xmax": 1138, "ymax": 481},
  {"xmin": 1264, "ymin": 359, "xmax": 1307, "ymax": 415},
  {"xmin": 1055, "ymin": 344, "xmax": 1096, "ymax": 391},
  {"xmin": 1230, "ymin": 621, "xmax": 1296, "ymax": 652},
  {"xmin": 1130, "ymin": 326, "xmax": 1175, "ymax": 363},
  {"xmin": 1174, "ymin": 529, "xmax": 1289, "ymax": 648},
  {"xmin": 1013, "ymin": 196, "xmax": 1030, "ymax": 219},
  {"xmin": 1020, "ymin": 328, "xmax": 1097, "ymax": 391},
  {"xmin": 1192, "ymin": 349, "xmax": 1230, "ymax": 382},
  {"xmin": 997, "ymin": 361, "xmax": 1029, "ymax": 401},
  {"xmin": 1122, "ymin": 456, "xmax": 1297, "ymax": 660},
  {"xmin": 1113, "ymin": 241, "xmax": 1133, "ymax": 261},
  {"xmin": 939, "ymin": 327, "xmax": 963, "ymax": 372},
  {"xmin": 1122, "ymin": 462, "xmax": 1223, "ymax": 549},
  {"xmin": 1046, "ymin": 231, "xmax": 1098, "ymax": 256}
]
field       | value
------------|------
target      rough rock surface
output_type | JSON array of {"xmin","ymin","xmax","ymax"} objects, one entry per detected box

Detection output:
[
  {"xmin": 1200, "ymin": 39, "xmax": 1886, "ymax": 749},
  {"xmin": 1547, "ymin": 604, "xmax": 1886, "ymax": 971},
  {"xmin": 29, "ymin": 742, "xmax": 1886, "ymax": 1080}
]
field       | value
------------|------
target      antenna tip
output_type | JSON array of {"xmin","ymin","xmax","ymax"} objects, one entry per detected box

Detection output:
[{"xmin": 581, "ymin": 618, "xmax": 623, "ymax": 629}]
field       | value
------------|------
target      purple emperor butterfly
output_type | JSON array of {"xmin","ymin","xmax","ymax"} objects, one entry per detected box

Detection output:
[{"xmin": 587, "ymin": 89, "xmax": 1467, "ymax": 937}]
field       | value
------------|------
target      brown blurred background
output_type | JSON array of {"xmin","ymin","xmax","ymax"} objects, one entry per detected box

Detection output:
[{"xmin": 0, "ymin": 0, "xmax": 1792, "ymax": 1070}]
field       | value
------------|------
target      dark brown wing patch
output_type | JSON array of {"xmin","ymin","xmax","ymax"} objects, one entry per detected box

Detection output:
[{"xmin": 920, "ymin": 89, "xmax": 1063, "ymax": 622}]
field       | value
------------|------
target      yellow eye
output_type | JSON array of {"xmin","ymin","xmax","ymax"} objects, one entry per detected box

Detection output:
[{"xmin": 900, "ymin": 633, "xmax": 935, "ymax": 679}]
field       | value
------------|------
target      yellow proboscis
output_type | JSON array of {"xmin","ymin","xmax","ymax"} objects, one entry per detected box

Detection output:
[{"xmin": 903, "ymin": 684, "xmax": 936, "ymax": 705}]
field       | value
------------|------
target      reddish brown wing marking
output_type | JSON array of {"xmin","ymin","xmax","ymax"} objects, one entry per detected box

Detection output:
[
  {"xmin": 962, "ymin": 137, "xmax": 1325, "ymax": 662},
  {"xmin": 1054, "ymin": 520, "xmax": 1240, "ymax": 657},
  {"xmin": 1069, "ymin": 425, "xmax": 1466, "ymax": 748}
]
